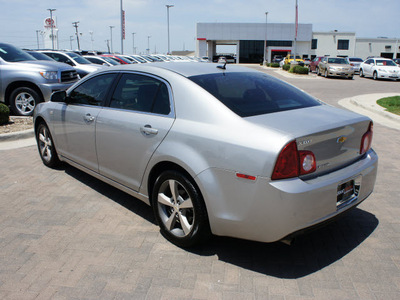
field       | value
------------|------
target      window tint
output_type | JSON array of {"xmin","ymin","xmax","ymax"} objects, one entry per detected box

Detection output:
[
  {"xmin": 327, "ymin": 58, "xmax": 349, "ymax": 64},
  {"xmin": 66, "ymin": 52, "xmax": 91, "ymax": 64},
  {"xmin": 45, "ymin": 53, "xmax": 69, "ymax": 63},
  {"xmin": 311, "ymin": 39, "xmax": 318, "ymax": 50},
  {"xmin": 337, "ymin": 39, "xmax": 349, "ymax": 50},
  {"xmin": 69, "ymin": 73, "xmax": 117, "ymax": 106},
  {"xmin": 189, "ymin": 72, "xmax": 321, "ymax": 117},
  {"xmin": 0, "ymin": 43, "xmax": 35, "ymax": 62},
  {"xmin": 109, "ymin": 73, "xmax": 170, "ymax": 115},
  {"xmin": 349, "ymin": 58, "xmax": 363, "ymax": 62}
]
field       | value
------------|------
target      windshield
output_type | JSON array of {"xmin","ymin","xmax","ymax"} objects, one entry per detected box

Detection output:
[
  {"xmin": 27, "ymin": 51, "xmax": 54, "ymax": 61},
  {"xmin": 189, "ymin": 72, "xmax": 321, "ymax": 117},
  {"xmin": 376, "ymin": 60, "xmax": 397, "ymax": 66},
  {"xmin": 327, "ymin": 58, "xmax": 349, "ymax": 64},
  {"xmin": 102, "ymin": 56, "xmax": 120, "ymax": 65},
  {"xmin": 0, "ymin": 43, "xmax": 36, "ymax": 62},
  {"xmin": 66, "ymin": 52, "xmax": 92, "ymax": 64},
  {"xmin": 132, "ymin": 56, "xmax": 147, "ymax": 63}
]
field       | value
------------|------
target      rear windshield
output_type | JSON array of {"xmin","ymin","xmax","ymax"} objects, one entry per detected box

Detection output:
[
  {"xmin": 349, "ymin": 58, "xmax": 363, "ymax": 62},
  {"xmin": 189, "ymin": 72, "xmax": 321, "ymax": 117}
]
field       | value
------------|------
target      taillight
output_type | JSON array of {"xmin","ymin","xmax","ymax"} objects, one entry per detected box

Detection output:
[
  {"xmin": 271, "ymin": 141, "xmax": 316, "ymax": 180},
  {"xmin": 360, "ymin": 122, "xmax": 373, "ymax": 155}
]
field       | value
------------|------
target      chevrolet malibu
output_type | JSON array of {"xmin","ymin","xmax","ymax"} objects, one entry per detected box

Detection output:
[{"xmin": 34, "ymin": 63, "xmax": 378, "ymax": 247}]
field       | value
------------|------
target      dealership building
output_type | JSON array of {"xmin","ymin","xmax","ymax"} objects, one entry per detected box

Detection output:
[{"xmin": 196, "ymin": 23, "xmax": 400, "ymax": 63}]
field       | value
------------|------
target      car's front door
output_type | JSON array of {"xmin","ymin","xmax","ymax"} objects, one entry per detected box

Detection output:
[
  {"xmin": 95, "ymin": 72, "xmax": 175, "ymax": 191},
  {"xmin": 51, "ymin": 73, "xmax": 117, "ymax": 171}
]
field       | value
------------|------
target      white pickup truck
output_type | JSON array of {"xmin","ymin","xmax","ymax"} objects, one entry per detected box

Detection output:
[{"xmin": 0, "ymin": 43, "xmax": 79, "ymax": 116}]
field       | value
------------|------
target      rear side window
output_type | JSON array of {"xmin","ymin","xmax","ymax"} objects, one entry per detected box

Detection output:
[{"xmin": 189, "ymin": 72, "xmax": 321, "ymax": 117}]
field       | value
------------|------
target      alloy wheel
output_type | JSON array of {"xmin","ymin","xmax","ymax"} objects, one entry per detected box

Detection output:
[{"xmin": 157, "ymin": 179, "xmax": 195, "ymax": 237}]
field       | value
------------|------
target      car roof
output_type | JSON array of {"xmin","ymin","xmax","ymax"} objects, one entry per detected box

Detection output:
[{"xmin": 104, "ymin": 62, "xmax": 257, "ymax": 77}]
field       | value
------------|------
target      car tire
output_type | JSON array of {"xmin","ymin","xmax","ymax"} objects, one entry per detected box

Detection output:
[
  {"xmin": 373, "ymin": 72, "xmax": 378, "ymax": 80},
  {"xmin": 360, "ymin": 69, "xmax": 364, "ymax": 77},
  {"xmin": 36, "ymin": 122, "xmax": 61, "ymax": 168},
  {"xmin": 151, "ymin": 170, "xmax": 211, "ymax": 247},
  {"xmin": 9, "ymin": 87, "xmax": 41, "ymax": 116}
]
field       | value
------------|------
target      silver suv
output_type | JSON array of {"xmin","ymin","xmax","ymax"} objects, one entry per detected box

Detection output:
[{"xmin": 0, "ymin": 43, "xmax": 78, "ymax": 116}]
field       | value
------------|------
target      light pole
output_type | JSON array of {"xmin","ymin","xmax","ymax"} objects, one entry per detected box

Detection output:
[
  {"xmin": 47, "ymin": 9, "xmax": 56, "ymax": 49},
  {"xmin": 120, "ymin": 0, "xmax": 124, "ymax": 54},
  {"xmin": 166, "ymin": 5, "xmax": 174, "ymax": 54},
  {"xmin": 110, "ymin": 26, "xmax": 115, "ymax": 53},
  {"xmin": 72, "ymin": 21, "xmax": 80, "ymax": 50},
  {"xmin": 36, "ymin": 30, "xmax": 41, "ymax": 49},
  {"xmin": 132, "ymin": 32, "xmax": 136, "ymax": 54},
  {"xmin": 293, "ymin": 0, "xmax": 298, "ymax": 63},
  {"xmin": 263, "ymin": 11, "xmax": 268, "ymax": 64},
  {"xmin": 69, "ymin": 36, "xmax": 74, "ymax": 49},
  {"xmin": 89, "ymin": 31, "xmax": 94, "ymax": 51},
  {"xmin": 147, "ymin": 36, "xmax": 151, "ymax": 54}
]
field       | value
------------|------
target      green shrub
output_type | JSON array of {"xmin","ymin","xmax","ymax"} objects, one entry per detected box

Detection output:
[
  {"xmin": 0, "ymin": 103, "xmax": 10, "ymax": 125},
  {"xmin": 289, "ymin": 65, "xmax": 309, "ymax": 74},
  {"xmin": 270, "ymin": 63, "xmax": 280, "ymax": 68},
  {"xmin": 282, "ymin": 64, "xmax": 291, "ymax": 71}
]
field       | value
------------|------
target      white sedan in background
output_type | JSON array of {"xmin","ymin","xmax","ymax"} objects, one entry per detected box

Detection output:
[{"xmin": 360, "ymin": 57, "xmax": 400, "ymax": 80}]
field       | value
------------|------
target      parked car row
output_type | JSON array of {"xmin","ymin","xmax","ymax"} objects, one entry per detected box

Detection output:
[
  {"xmin": 308, "ymin": 55, "xmax": 400, "ymax": 81},
  {"xmin": 0, "ymin": 42, "xmax": 208, "ymax": 115}
]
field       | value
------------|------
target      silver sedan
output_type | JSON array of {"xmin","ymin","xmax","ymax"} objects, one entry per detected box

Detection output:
[{"xmin": 34, "ymin": 62, "xmax": 378, "ymax": 247}]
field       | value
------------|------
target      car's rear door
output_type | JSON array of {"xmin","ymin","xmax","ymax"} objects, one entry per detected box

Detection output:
[{"xmin": 95, "ymin": 72, "xmax": 175, "ymax": 191}]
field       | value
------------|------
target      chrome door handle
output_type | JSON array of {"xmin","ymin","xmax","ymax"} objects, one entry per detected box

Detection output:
[
  {"xmin": 140, "ymin": 125, "xmax": 158, "ymax": 136},
  {"xmin": 84, "ymin": 113, "xmax": 95, "ymax": 123}
]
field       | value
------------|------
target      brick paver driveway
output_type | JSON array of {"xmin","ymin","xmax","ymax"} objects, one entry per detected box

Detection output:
[{"xmin": 1, "ymin": 67, "xmax": 399, "ymax": 299}]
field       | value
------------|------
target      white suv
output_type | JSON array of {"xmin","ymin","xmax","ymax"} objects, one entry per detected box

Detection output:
[{"xmin": 360, "ymin": 57, "xmax": 400, "ymax": 80}]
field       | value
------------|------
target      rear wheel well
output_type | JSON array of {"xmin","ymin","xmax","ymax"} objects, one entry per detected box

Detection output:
[
  {"xmin": 148, "ymin": 162, "xmax": 195, "ymax": 202},
  {"xmin": 5, "ymin": 81, "xmax": 44, "ymax": 105}
]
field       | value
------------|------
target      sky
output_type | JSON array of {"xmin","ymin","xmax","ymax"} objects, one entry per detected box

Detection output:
[{"xmin": 0, "ymin": 0, "xmax": 399, "ymax": 54}]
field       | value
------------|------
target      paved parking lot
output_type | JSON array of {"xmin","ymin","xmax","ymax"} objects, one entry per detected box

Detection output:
[{"xmin": 1, "ymin": 67, "xmax": 399, "ymax": 299}]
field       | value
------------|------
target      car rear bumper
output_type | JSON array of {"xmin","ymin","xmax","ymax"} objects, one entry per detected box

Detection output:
[{"xmin": 197, "ymin": 149, "xmax": 378, "ymax": 243}]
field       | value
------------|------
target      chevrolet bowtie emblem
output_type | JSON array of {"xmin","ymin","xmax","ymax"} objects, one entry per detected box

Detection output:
[{"xmin": 337, "ymin": 136, "xmax": 347, "ymax": 143}]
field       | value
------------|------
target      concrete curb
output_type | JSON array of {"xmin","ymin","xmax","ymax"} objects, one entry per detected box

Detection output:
[
  {"xmin": 339, "ymin": 93, "xmax": 400, "ymax": 131},
  {"xmin": 0, "ymin": 128, "xmax": 35, "ymax": 141}
]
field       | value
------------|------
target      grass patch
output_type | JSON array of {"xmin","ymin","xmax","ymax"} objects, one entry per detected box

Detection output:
[{"xmin": 377, "ymin": 96, "xmax": 400, "ymax": 115}]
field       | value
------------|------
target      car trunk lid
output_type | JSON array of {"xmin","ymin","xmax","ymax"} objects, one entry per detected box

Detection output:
[{"xmin": 247, "ymin": 105, "xmax": 372, "ymax": 177}]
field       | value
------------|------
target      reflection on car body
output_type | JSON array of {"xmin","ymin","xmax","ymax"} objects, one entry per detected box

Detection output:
[{"xmin": 34, "ymin": 62, "xmax": 378, "ymax": 247}]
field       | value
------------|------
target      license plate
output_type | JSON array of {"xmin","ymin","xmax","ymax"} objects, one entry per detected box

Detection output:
[{"xmin": 337, "ymin": 180, "xmax": 355, "ymax": 204}]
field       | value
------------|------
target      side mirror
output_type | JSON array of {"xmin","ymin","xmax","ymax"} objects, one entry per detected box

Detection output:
[{"xmin": 51, "ymin": 90, "xmax": 67, "ymax": 103}]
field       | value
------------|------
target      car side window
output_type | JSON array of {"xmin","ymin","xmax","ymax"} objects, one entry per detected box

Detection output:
[
  {"xmin": 109, "ymin": 73, "xmax": 171, "ymax": 115},
  {"xmin": 68, "ymin": 73, "xmax": 117, "ymax": 106}
]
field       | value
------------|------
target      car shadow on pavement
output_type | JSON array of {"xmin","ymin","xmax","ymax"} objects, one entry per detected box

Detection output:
[
  {"xmin": 64, "ymin": 164, "xmax": 157, "ymax": 226},
  {"xmin": 63, "ymin": 164, "xmax": 378, "ymax": 279},
  {"xmin": 190, "ymin": 208, "xmax": 378, "ymax": 279}
]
